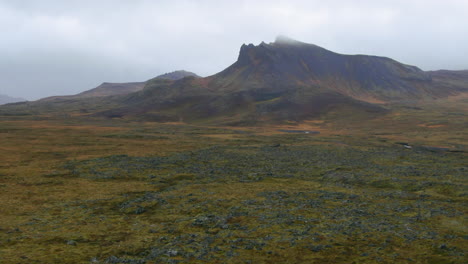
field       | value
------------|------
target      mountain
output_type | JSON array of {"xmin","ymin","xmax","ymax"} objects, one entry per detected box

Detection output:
[
  {"xmin": 427, "ymin": 70, "xmax": 468, "ymax": 92},
  {"xmin": 77, "ymin": 82, "xmax": 146, "ymax": 98},
  {"xmin": 0, "ymin": 94, "xmax": 26, "ymax": 105},
  {"xmin": 2, "ymin": 37, "xmax": 467, "ymax": 124},
  {"xmin": 155, "ymin": 70, "xmax": 200, "ymax": 80},
  {"xmin": 212, "ymin": 36, "xmax": 446, "ymax": 101},
  {"xmin": 95, "ymin": 37, "xmax": 467, "ymax": 124},
  {"xmin": 40, "ymin": 70, "xmax": 199, "ymax": 102}
]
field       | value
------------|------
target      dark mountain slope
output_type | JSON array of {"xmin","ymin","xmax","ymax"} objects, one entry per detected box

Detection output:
[
  {"xmin": 96, "ymin": 37, "xmax": 467, "ymax": 124},
  {"xmin": 211, "ymin": 36, "xmax": 435, "ymax": 101}
]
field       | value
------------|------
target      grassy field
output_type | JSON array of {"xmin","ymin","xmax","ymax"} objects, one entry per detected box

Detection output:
[{"xmin": 0, "ymin": 100, "xmax": 467, "ymax": 263}]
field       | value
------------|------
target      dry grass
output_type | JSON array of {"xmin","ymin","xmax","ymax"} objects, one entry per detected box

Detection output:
[{"xmin": 0, "ymin": 99, "xmax": 466, "ymax": 263}]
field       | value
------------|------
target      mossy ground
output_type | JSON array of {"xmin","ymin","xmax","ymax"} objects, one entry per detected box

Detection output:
[{"xmin": 0, "ymin": 100, "xmax": 466, "ymax": 263}]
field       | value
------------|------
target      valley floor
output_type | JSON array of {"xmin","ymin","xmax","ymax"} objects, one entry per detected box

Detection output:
[{"xmin": 0, "ymin": 102, "xmax": 467, "ymax": 263}]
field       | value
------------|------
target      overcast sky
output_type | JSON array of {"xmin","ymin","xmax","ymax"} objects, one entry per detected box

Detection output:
[{"xmin": 1, "ymin": 0, "xmax": 468, "ymax": 100}]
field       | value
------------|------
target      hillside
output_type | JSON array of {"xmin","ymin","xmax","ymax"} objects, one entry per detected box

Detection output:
[
  {"xmin": 39, "ymin": 70, "xmax": 199, "ymax": 102},
  {"xmin": 1, "ymin": 37, "xmax": 467, "ymax": 125},
  {"xmin": 94, "ymin": 37, "xmax": 467, "ymax": 124},
  {"xmin": 428, "ymin": 70, "xmax": 468, "ymax": 92}
]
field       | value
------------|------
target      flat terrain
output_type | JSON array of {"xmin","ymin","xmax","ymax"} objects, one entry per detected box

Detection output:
[{"xmin": 0, "ymin": 99, "xmax": 467, "ymax": 263}]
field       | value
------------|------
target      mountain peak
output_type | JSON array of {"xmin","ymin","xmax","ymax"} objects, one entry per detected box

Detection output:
[
  {"xmin": 155, "ymin": 70, "xmax": 200, "ymax": 80},
  {"xmin": 234, "ymin": 36, "xmax": 331, "ymax": 69},
  {"xmin": 274, "ymin": 35, "xmax": 301, "ymax": 45}
]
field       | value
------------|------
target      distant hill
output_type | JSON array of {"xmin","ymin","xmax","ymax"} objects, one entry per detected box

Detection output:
[
  {"xmin": 154, "ymin": 70, "xmax": 200, "ymax": 80},
  {"xmin": 427, "ymin": 70, "xmax": 468, "ymax": 92},
  {"xmin": 39, "ymin": 70, "xmax": 199, "ymax": 102},
  {"xmin": 0, "ymin": 94, "xmax": 26, "ymax": 105},
  {"xmin": 78, "ymin": 82, "xmax": 146, "ymax": 98}
]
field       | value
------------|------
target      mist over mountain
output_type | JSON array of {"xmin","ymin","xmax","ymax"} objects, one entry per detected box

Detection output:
[{"xmin": 0, "ymin": 94, "xmax": 26, "ymax": 105}]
